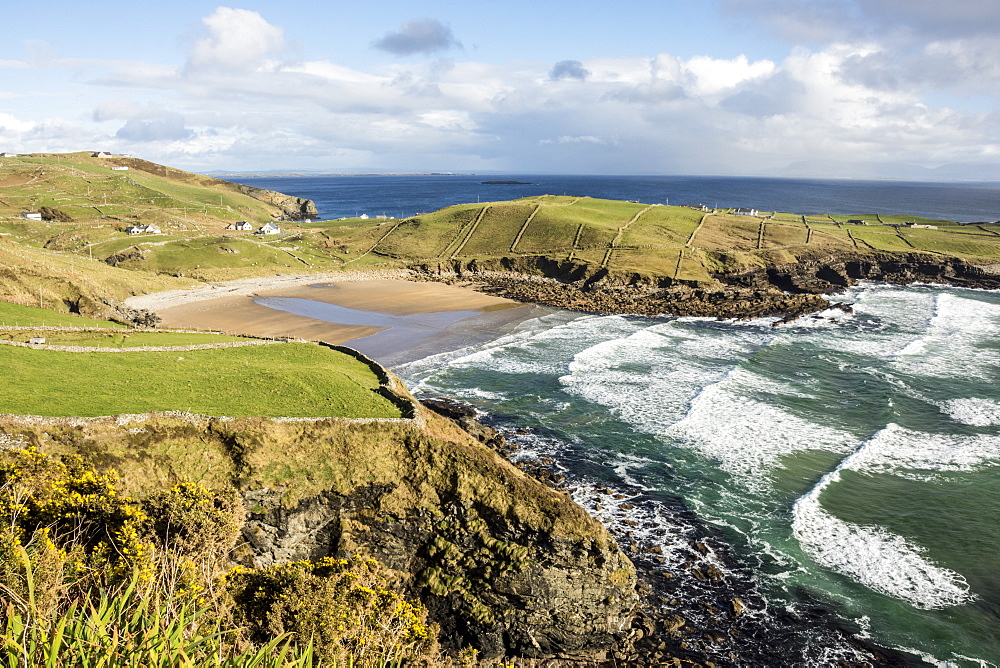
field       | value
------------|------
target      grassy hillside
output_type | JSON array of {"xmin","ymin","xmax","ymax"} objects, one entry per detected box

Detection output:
[{"xmin": 3, "ymin": 154, "xmax": 999, "ymax": 314}]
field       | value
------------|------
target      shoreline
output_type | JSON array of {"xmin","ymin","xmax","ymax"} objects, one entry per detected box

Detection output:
[{"xmin": 128, "ymin": 271, "xmax": 537, "ymax": 357}]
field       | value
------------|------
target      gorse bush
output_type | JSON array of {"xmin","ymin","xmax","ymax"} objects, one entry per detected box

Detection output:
[
  {"xmin": 0, "ymin": 447, "xmax": 439, "ymax": 666},
  {"xmin": 228, "ymin": 556, "xmax": 438, "ymax": 666}
]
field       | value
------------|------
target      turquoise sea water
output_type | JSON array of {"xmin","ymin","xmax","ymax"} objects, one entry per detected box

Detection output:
[{"xmin": 388, "ymin": 284, "xmax": 1000, "ymax": 665}]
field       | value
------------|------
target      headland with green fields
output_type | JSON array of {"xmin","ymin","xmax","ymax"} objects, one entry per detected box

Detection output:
[{"xmin": 3, "ymin": 153, "xmax": 998, "ymax": 323}]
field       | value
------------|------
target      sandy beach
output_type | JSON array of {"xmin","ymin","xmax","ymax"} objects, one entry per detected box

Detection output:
[{"xmin": 126, "ymin": 272, "xmax": 542, "ymax": 362}]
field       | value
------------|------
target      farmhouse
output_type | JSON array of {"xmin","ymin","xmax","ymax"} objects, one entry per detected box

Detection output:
[
  {"xmin": 111, "ymin": 166, "xmax": 129, "ymax": 171},
  {"xmin": 125, "ymin": 224, "xmax": 161, "ymax": 235},
  {"xmin": 904, "ymin": 223, "xmax": 938, "ymax": 230},
  {"xmin": 20, "ymin": 211, "xmax": 42, "ymax": 220},
  {"xmin": 257, "ymin": 222, "xmax": 281, "ymax": 235},
  {"xmin": 0, "ymin": 152, "xmax": 17, "ymax": 158},
  {"xmin": 733, "ymin": 207, "xmax": 758, "ymax": 216},
  {"xmin": 846, "ymin": 219, "xmax": 868, "ymax": 225},
  {"xmin": 91, "ymin": 151, "xmax": 113, "ymax": 158}
]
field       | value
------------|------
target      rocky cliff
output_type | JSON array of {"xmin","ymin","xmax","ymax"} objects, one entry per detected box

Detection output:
[
  {"xmin": 413, "ymin": 251, "xmax": 1000, "ymax": 320},
  {"xmin": 232, "ymin": 183, "xmax": 319, "ymax": 221},
  {"xmin": 0, "ymin": 406, "xmax": 637, "ymax": 662}
]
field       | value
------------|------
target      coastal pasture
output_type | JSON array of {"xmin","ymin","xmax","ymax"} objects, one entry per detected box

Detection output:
[
  {"xmin": 762, "ymin": 222, "xmax": 810, "ymax": 248},
  {"xmin": 694, "ymin": 215, "xmax": 762, "ymax": 251},
  {"xmin": 621, "ymin": 206, "xmax": 703, "ymax": 247},
  {"xmin": 810, "ymin": 215, "xmax": 841, "ymax": 224},
  {"xmin": 802, "ymin": 223, "xmax": 856, "ymax": 247},
  {"xmin": 564, "ymin": 198, "xmax": 648, "ymax": 225},
  {"xmin": 609, "ymin": 247, "xmax": 688, "ymax": 280},
  {"xmin": 770, "ymin": 212, "xmax": 805, "ymax": 223},
  {"xmin": 675, "ymin": 248, "xmax": 719, "ymax": 282},
  {"xmin": 872, "ymin": 214, "xmax": 953, "ymax": 227},
  {"xmin": 0, "ymin": 329, "xmax": 243, "ymax": 347},
  {"xmin": 849, "ymin": 228, "xmax": 920, "ymax": 253},
  {"xmin": 515, "ymin": 198, "xmax": 639, "ymax": 254},
  {"xmin": 0, "ymin": 301, "xmax": 123, "ymax": 328},
  {"xmin": 89, "ymin": 234, "xmax": 189, "ymax": 257},
  {"xmin": 829, "ymin": 215, "xmax": 880, "ymax": 224},
  {"xmin": 460, "ymin": 204, "xmax": 534, "ymax": 255},
  {"xmin": 374, "ymin": 206, "xmax": 481, "ymax": 259},
  {"xmin": 902, "ymin": 229, "xmax": 1000, "ymax": 259},
  {"xmin": 514, "ymin": 212, "xmax": 580, "ymax": 253},
  {"xmin": 1, "ymin": 342, "xmax": 402, "ymax": 418}
]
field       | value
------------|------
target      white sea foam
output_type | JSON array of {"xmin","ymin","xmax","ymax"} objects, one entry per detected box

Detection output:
[
  {"xmin": 891, "ymin": 293, "xmax": 1000, "ymax": 380},
  {"xmin": 845, "ymin": 423, "xmax": 1000, "ymax": 477},
  {"xmin": 560, "ymin": 319, "xmax": 774, "ymax": 435},
  {"xmin": 942, "ymin": 398, "xmax": 1000, "ymax": 427},
  {"xmin": 792, "ymin": 428, "xmax": 976, "ymax": 609},
  {"xmin": 663, "ymin": 367, "xmax": 857, "ymax": 486}
]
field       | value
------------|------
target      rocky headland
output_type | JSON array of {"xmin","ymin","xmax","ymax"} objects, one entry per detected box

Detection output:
[{"xmin": 411, "ymin": 251, "xmax": 1000, "ymax": 321}]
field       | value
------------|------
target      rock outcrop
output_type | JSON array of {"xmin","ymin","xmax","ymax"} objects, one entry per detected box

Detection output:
[
  {"xmin": 233, "ymin": 184, "xmax": 319, "ymax": 221},
  {"xmin": 412, "ymin": 251, "xmax": 1000, "ymax": 320},
  {"xmin": 238, "ymin": 413, "xmax": 637, "ymax": 661}
]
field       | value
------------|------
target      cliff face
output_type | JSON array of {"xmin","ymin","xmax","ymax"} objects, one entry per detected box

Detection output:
[
  {"xmin": 1, "ymin": 409, "xmax": 637, "ymax": 662},
  {"xmin": 233, "ymin": 184, "xmax": 319, "ymax": 220},
  {"xmin": 239, "ymin": 414, "xmax": 637, "ymax": 661},
  {"xmin": 413, "ymin": 251, "xmax": 1000, "ymax": 319}
]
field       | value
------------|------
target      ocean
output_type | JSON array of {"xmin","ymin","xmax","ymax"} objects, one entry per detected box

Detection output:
[
  {"xmin": 240, "ymin": 175, "xmax": 1000, "ymax": 665},
  {"xmin": 237, "ymin": 173, "xmax": 999, "ymax": 224}
]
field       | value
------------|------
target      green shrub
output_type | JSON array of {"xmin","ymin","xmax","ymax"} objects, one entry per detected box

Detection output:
[{"xmin": 228, "ymin": 556, "xmax": 439, "ymax": 666}]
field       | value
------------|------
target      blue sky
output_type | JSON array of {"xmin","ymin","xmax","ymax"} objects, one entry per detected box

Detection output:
[{"xmin": 2, "ymin": 1, "xmax": 998, "ymax": 178}]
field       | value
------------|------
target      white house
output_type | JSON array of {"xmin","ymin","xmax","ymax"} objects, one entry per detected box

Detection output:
[
  {"xmin": 257, "ymin": 222, "xmax": 281, "ymax": 235},
  {"xmin": 92, "ymin": 151, "xmax": 113, "ymax": 158},
  {"xmin": 111, "ymin": 166, "xmax": 129, "ymax": 171},
  {"xmin": 125, "ymin": 224, "xmax": 160, "ymax": 235},
  {"xmin": 733, "ymin": 207, "xmax": 758, "ymax": 216},
  {"xmin": 0, "ymin": 152, "xmax": 17, "ymax": 158},
  {"xmin": 20, "ymin": 211, "xmax": 42, "ymax": 220}
]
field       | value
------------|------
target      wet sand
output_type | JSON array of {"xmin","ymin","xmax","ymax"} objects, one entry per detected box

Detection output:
[{"xmin": 136, "ymin": 275, "xmax": 544, "ymax": 362}]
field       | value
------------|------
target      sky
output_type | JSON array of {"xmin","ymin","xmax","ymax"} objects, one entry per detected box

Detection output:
[{"xmin": 1, "ymin": 1, "xmax": 999, "ymax": 179}]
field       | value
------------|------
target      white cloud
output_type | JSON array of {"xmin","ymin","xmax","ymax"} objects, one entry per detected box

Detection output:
[
  {"xmin": 0, "ymin": 113, "xmax": 35, "ymax": 133},
  {"xmin": 2, "ymin": 5, "xmax": 996, "ymax": 177},
  {"xmin": 186, "ymin": 7, "xmax": 287, "ymax": 73}
]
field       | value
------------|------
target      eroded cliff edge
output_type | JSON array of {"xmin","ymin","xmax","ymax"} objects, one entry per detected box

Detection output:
[
  {"xmin": 412, "ymin": 251, "xmax": 1000, "ymax": 319},
  {"xmin": 0, "ymin": 406, "xmax": 637, "ymax": 662}
]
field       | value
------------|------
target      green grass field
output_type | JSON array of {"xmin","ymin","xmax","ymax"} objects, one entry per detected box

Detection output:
[
  {"xmin": 0, "ymin": 301, "xmax": 125, "ymax": 327},
  {"xmin": 1, "ymin": 342, "xmax": 402, "ymax": 418},
  {"xmin": 0, "ymin": 329, "xmax": 244, "ymax": 347}
]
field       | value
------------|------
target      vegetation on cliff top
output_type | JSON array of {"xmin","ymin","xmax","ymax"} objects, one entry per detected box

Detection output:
[{"xmin": 0, "ymin": 447, "xmax": 438, "ymax": 666}]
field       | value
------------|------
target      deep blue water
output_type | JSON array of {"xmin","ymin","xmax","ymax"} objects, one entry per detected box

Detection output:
[{"xmin": 235, "ymin": 174, "xmax": 999, "ymax": 223}]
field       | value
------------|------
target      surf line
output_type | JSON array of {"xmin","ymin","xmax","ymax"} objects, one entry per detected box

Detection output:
[{"xmin": 791, "ymin": 423, "xmax": 973, "ymax": 610}]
